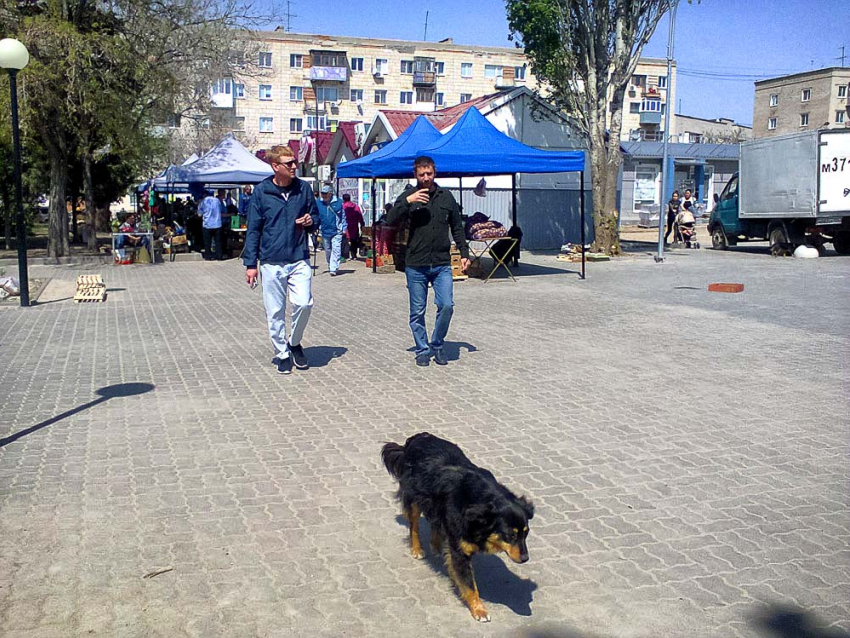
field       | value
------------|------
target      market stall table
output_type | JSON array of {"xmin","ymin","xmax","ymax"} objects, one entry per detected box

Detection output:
[{"xmin": 467, "ymin": 236, "xmax": 518, "ymax": 282}]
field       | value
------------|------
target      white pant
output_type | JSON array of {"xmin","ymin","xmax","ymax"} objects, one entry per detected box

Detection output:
[
  {"xmin": 260, "ymin": 261, "xmax": 313, "ymax": 360},
  {"xmin": 324, "ymin": 234, "xmax": 342, "ymax": 273}
]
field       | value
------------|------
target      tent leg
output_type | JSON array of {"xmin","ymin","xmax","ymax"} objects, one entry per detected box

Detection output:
[
  {"xmin": 511, "ymin": 174, "xmax": 518, "ymax": 266},
  {"xmin": 580, "ymin": 171, "xmax": 586, "ymax": 280},
  {"xmin": 459, "ymin": 177, "xmax": 463, "ymax": 214},
  {"xmin": 371, "ymin": 179, "xmax": 377, "ymax": 274}
]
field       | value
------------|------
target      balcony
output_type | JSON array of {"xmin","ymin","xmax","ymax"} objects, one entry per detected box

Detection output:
[
  {"xmin": 309, "ymin": 66, "xmax": 348, "ymax": 82},
  {"xmin": 495, "ymin": 76, "xmax": 515, "ymax": 89},
  {"xmin": 413, "ymin": 71, "xmax": 436, "ymax": 86},
  {"xmin": 640, "ymin": 111, "xmax": 662, "ymax": 125}
]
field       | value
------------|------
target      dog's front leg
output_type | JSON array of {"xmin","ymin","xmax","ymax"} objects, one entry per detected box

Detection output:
[
  {"xmin": 404, "ymin": 503, "xmax": 425, "ymax": 559},
  {"xmin": 430, "ymin": 524, "xmax": 444, "ymax": 554},
  {"xmin": 445, "ymin": 548, "xmax": 489, "ymax": 622}
]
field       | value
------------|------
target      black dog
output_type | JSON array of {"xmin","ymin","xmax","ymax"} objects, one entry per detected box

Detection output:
[{"xmin": 381, "ymin": 432, "xmax": 534, "ymax": 622}]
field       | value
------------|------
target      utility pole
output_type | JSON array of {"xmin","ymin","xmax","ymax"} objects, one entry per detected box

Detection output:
[
  {"xmin": 838, "ymin": 45, "xmax": 846, "ymax": 67},
  {"xmin": 656, "ymin": 0, "xmax": 678, "ymax": 264},
  {"xmin": 284, "ymin": 0, "xmax": 297, "ymax": 32},
  {"xmin": 423, "ymin": 11, "xmax": 429, "ymax": 41}
]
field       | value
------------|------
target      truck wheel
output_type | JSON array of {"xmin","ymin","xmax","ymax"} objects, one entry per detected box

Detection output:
[
  {"xmin": 769, "ymin": 226, "xmax": 791, "ymax": 257},
  {"xmin": 711, "ymin": 227, "xmax": 728, "ymax": 250},
  {"xmin": 833, "ymin": 232, "xmax": 850, "ymax": 256}
]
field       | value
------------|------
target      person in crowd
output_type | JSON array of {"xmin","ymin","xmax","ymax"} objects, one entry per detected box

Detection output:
[
  {"xmin": 316, "ymin": 184, "xmax": 346, "ymax": 276},
  {"xmin": 342, "ymin": 194, "xmax": 365, "ymax": 260},
  {"xmin": 199, "ymin": 189, "xmax": 223, "ymax": 260},
  {"xmin": 239, "ymin": 185, "xmax": 253, "ymax": 216},
  {"xmin": 664, "ymin": 190, "xmax": 681, "ymax": 247},
  {"xmin": 116, "ymin": 213, "xmax": 149, "ymax": 252},
  {"xmin": 387, "ymin": 156, "xmax": 470, "ymax": 367},
  {"xmin": 244, "ymin": 145, "xmax": 319, "ymax": 375}
]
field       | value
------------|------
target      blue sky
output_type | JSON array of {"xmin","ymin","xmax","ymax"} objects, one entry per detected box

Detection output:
[{"xmin": 263, "ymin": 0, "xmax": 848, "ymax": 126}]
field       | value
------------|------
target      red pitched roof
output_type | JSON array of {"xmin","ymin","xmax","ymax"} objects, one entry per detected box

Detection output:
[
  {"xmin": 337, "ymin": 122, "xmax": 359, "ymax": 156},
  {"xmin": 379, "ymin": 91, "xmax": 508, "ymax": 137}
]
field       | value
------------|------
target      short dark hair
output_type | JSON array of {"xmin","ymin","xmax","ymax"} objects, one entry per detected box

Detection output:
[
  {"xmin": 413, "ymin": 156, "xmax": 435, "ymax": 171},
  {"xmin": 342, "ymin": 193, "xmax": 351, "ymax": 202}
]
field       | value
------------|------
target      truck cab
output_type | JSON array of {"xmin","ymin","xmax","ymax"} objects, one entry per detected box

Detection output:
[{"xmin": 708, "ymin": 173, "xmax": 743, "ymax": 249}]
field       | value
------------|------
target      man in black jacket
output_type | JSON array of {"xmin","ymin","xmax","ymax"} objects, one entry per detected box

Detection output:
[
  {"xmin": 387, "ymin": 156, "xmax": 470, "ymax": 367},
  {"xmin": 244, "ymin": 145, "xmax": 320, "ymax": 375}
]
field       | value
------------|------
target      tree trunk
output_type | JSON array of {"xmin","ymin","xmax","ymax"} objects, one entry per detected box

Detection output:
[
  {"xmin": 82, "ymin": 149, "xmax": 97, "ymax": 251},
  {"xmin": 48, "ymin": 151, "xmax": 70, "ymax": 259},
  {"xmin": 588, "ymin": 107, "xmax": 622, "ymax": 256}
]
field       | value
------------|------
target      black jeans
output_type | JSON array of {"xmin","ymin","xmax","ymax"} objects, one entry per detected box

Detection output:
[
  {"xmin": 348, "ymin": 237, "xmax": 361, "ymax": 259},
  {"xmin": 203, "ymin": 226, "xmax": 222, "ymax": 260},
  {"xmin": 664, "ymin": 211, "xmax": 676, "ymax": 243}
]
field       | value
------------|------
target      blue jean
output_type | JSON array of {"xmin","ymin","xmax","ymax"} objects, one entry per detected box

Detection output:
[
  {"xmin": 323, "ymin": 234, "xmax": 342, "ymax": 273},
  {"xmin": 405, "ymin": 265, "xmax": 454, "ymax": 357}
]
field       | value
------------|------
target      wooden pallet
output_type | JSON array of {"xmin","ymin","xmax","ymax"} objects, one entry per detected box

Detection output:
[{"xmin": 74, "ymin": 274, "xmax": 107, "ymax": 303}]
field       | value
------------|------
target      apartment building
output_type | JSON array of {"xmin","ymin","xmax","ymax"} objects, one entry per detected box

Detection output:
[
  {"xmin": 673, "ymin": 114, "xmax": 752, "ymax": 144},
  {"xmin": 210, "ymin": 30, "xmax": 538, "ymax": 151},
  {"xmin": 753, "ymin": 67, "xmax": 850, "ymax": 138},
  {"xmin": 621, "ymin": 58, "xmax": 677, "ymax": 142}
]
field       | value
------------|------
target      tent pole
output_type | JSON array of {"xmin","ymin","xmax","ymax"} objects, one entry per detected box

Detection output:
[
  {"xmin": 580, "ymin": 170, "xmax": 586, "ymax": 280},
  {"xmin": 511, "ymin": 174, "xmax": 518, "ymax": 227},
  {"xmin": 458, "ymin": 177, "xmax": 463, "ymax": 213},
  {"xmin": 371, "ymin": 178, "xmax": 377, "ymax": 273}
]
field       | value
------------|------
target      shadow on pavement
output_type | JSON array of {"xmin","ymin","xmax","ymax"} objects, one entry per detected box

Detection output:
[
  {"xmin": 306, "ymin": 345, "xmax": 348, "ymax": 368},
  {"xmin": 442, "ymin": 341, "xmax": 477, "ymax": 361},
  {"xmin": 394, "ymin": 515, "xmax": 537, "ymax": 617},
  {"xmin": 752, "ymin": 604, "xmax": 850, "ymax": 638},
  {"xmin": 0, "ymin": 382, "xmax": 155, "ymax": 448}
]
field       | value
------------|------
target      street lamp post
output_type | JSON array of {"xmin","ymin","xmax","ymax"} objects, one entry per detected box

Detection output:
[
  {"xmin": 655, "ymin": 1, "xmax": 678, "ymax": 263},
  {"xmin": 0, "ymin": 38, "xmax": 30, "ymax": 306}
]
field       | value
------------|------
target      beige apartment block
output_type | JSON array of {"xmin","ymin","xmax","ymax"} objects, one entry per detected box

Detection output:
[
  {"xmin": 673, "ymin": 114, "xmax": 752, "ymax": 144},
  {"xmin": 753, "ymin": 67, "xmax": 850, "ymax": 138},
  {"xmin": 620, "ymin": 58, "xmax": 677, "ymax": 142},
  {"xmin": 216, "ymin": 30, "xmax": 539, "ymax": 151}
]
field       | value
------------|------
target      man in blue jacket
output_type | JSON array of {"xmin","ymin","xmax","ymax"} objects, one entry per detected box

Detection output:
[
  {"xmin": 244, "ymin": 146, "xmax": 319, "ymax": 375},
  {"xmin": 316, "ymin": 184, "xmax": 347, "ymax": 276}
]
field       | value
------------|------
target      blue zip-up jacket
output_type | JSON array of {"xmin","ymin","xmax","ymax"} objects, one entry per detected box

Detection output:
[
  {"xmin": 316, "ymin": 196, "xmax": 347, "ymax": 238},
  {"xmin": 243, "ymin": 176, "xmax": 319, "ymax": 268}
]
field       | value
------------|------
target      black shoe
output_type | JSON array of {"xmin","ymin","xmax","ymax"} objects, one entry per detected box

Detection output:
[
  {"xmin": 277, "ymin": 357, "xmax": 293, "ymax": 375},
  {"xmin": 290, "ymin": 344, "xmax": 309, "ymax": 370},
  {"xmin": 432, "ymin": 349, "xmax": 447, "ymax": 366},
  {"xmin": 415, "ymin": 353, "xmax": 430, "ymax": 367}
]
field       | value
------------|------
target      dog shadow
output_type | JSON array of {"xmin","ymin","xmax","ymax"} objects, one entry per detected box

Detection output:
[{"xmin": 394, "ymin": 515, "xmax": 537, "ymax": 617}]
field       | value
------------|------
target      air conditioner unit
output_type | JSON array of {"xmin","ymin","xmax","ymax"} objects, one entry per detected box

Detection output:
[
  {"xmin": 371, "ymin": 67, "xmax": 383, "ymax": 77},
  {"xmin": 318, "ymin": 165, "xmax": 331, "ymax": 181},
  {"xmin": 628, "ymin": 85, "xmax": 637, "ymax": 95}
]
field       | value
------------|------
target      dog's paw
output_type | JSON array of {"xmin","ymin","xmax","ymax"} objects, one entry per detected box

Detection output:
[
  {"xmin": 411, "ymin": 548, "xmax": 426, "ymax": 560},
  {"xmin": 470, "ymin": 604, "xmax": 490, "ymax": 622}
]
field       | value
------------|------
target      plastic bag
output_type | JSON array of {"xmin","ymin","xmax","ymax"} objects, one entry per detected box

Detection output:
[{"xmin": 0, "ymin": 276, "xmax": 20, "ymax": 297}]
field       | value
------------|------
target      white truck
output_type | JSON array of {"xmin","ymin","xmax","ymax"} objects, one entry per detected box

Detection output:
[{"xmin": 708, "ymin": 129, "xmax": 850, "ymax": 255}]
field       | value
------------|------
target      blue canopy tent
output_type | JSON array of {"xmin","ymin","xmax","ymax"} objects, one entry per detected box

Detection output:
[{"xmin": 355, "ymin": 106, "xmax": 589, "ymax": 277}]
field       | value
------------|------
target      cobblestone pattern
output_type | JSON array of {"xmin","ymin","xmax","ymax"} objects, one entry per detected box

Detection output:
[{"xmin": 0, "ymin": 250, "xmax": 848, "ymax": 637}]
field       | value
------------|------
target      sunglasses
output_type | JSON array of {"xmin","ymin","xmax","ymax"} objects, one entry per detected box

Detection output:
[{"xmin": 275, "ymin": 160, "xmax": 298, "ymax": 168}]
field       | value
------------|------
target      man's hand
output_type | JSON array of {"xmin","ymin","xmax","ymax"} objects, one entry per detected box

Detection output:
[
  {"xmin": 406, "ymin": 189, "xmax": 430, "ymax": 205},
  {"xmin": 461, "ymin": 258, "xmax": 471, "ymax": 273},
  {"xmin": 295, "ymin": 214, "xmax": 313, "ymax": 227},
  {"xmin": 246, "ymin": 268, "xmax": 258, "ymax": 288}
]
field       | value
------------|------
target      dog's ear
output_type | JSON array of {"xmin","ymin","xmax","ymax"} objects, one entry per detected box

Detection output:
[
  {"xmin": 517, "ymin": 496, "xmax": 535, "ymax": 520},
  {"xmin": 463, "ymin": 502, "xmax": 494, "ymax": 534}
]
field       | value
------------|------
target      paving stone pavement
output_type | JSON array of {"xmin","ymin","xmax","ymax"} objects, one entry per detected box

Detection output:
[{"xmin": 1, "ymin": 247, "xmax": 848, "ymax": 638}]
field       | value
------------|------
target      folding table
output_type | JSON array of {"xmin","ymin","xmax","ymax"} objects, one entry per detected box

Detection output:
[{"xmin": 466, "ymin": 237, "xmax": 518, "ymax": 282}]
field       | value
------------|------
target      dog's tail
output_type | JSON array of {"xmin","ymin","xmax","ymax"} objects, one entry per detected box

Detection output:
[{"xmin": 381, "ymin": 441, "xmax": 406, "ymax": 480}]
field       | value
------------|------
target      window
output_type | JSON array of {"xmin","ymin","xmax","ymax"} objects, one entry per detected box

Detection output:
[
  {"xmin": 290, "ymin": 86, "xmax": 302, "ymax": 102},
  {"xmin": 839, "ymin": 85, "xmax": 848, "ymax": 98},
  {"xmin": 688, "ymin": 132, "xmax": 703, "ymax": 143},
  {"xmin": 290, "ymin": 118, "xmax": 302, "ymax": 133},
  {"xmin": 515, "ymin": 65, "xmax": 526, "ymax": 81},
  {"xmin": 212, "ymin": 79, "xmax": 231, "ymax": 95},
  {"xmin": 460, "ymin": 93, "xmax": 472, "ymax": 103},
  {"xmin": 657, "ymin": 75, "xmax": 667, "ymax": 89},
  {"xmin": 837, "ymin": 110, "xmax": 846, "ymax": 124},
  {"xmin": 800, "ymin": 113, "xmax": 809, "ymax": 127},
  {"xmin": 768, "ymin": 117, "xmax": 777, "ymax": 130},
  {"xmin": 328, "ymin": 120, "xmax": 339, "ymax": 131},
  {"xmin": 484, "ymin": 65, "xmax": 503, "ymax": 78},
  {"xmin": 415, "ymin": 88, "xmax": 434, "ymax": 103},
  {"xmin": 199, "ymin": 117, "xmax": 210, "ymax": 130},
  {"xmin": 436, "ymin": 92, "xmax": 444, "ymax": 107},
  {"xmin": 801, "ymin": 88, "xmax": 811, "ymax": 102},
  {"xmin": 233, "ymin": 116, "xmax": 245, "ymax": 131},
  {"xmin": 259, "ymin": 52, "xmax": 272, "ymax": 68},
  {"xmin": 632, "ymin": 74, "xmax": 647, "ymax": 87},
  {"xmin": 374, "ymin": 89, "xmax": 387, "ymax": 104},
  {"xmin": 461, "ymin": 63, "xmax": 473, "ymax": 78},
  {"xmin": 374, "ymin": 58, "xmax": 388, "ymax": 75},
  {"xmin": 316, "ymin": 87, "xmax": 338, "ymax": 103},
  {"xmin": 234, "ymin": 83, "xmax": 245, "ymax": 98},
  {"xmin": 306, "ymin": 115, "xmax": 326, "ymax": 131},
  {"xmin": 259, "ymin": 117, "xmax": 273, "ymax": 133},
  {"xmin": 400, "ymin": 91, "xmax": 413, "ymax": 104},
  {"xmin": 400, "ymin": 60, "xmax": 414, "ymax": 74},
  {"xmin": 166, "ymin": 114, "xmax": 181, "ymax": 129},
  {"xmin": 435, "ymin": 61, "xmax": 445, "ymax": 75},
  {"xmin": 640, "ymin": 99, "xmax": 663, "ymax": 112},
  {"xmin": 629, "ymin": 102, "xmax": 640, "ymax": 114},
  {"xmin": 721, "ymin": 175, "xmax": 738, "ymax": 201},
  {"xmin": 769, "ymin": 94, "xmax": 778, "ymax": 107},
  {"xmin": 290, "ymin": 54, "xmax": 303, "ymax": 68},
  {"xmin": 351, "ymin": 57, "xmax": 364, "ymax": 72},
  {"xmin": 259, "ymin": 84, "xmax": 272, "ymax": 100},
  {"xmin": 350, "ymin": 89, "xmax": 364, "ymax": 102}
]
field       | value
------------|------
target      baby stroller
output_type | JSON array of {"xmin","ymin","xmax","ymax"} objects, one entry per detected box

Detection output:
[{"xmin": 673, "ymin": 203, "xmax": 700, "ymax": 249}]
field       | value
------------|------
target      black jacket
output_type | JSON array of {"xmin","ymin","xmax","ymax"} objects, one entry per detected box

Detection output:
[
  {"xmin": 387, "ymin": 183, "xmax": 469, "ymax": 267},
  {"xmin": 243, "ymin": 176, "xmax": 319, "ymax": 268}
]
